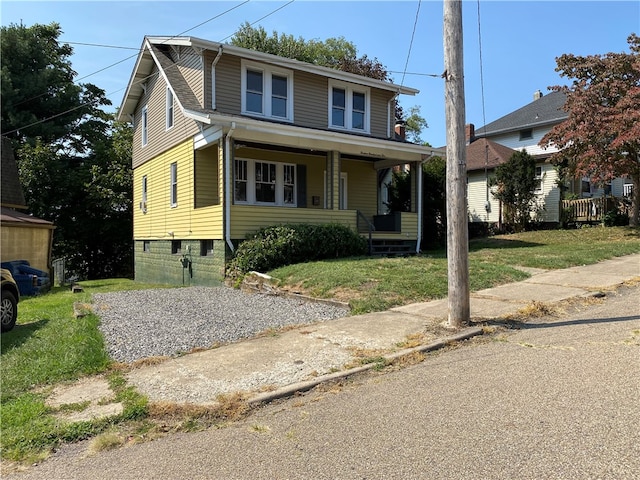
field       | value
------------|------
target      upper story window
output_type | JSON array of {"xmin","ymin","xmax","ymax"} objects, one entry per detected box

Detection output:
[
  {"xmin": 141, "ymin": 105, "xmax": 148, "ymax": 146},
  {"xmin": 329, "ymin": 80, "xmax": 370, "ymax": 133},
  {"xmin": 170, "ymin": 162, "xmax": 178, "ymax": 207},
  {"xmin": 241, "ymin": 60, "xmax": 293, "ymax": 121},
  {"xmin": 234, "ymin": 158, "xmax": 296, "ymax": 206},
  {"xmin": 166, "ymin": 88, "xmax": 174, "ymax": 130},
  {"xmin": 519, "ymin": 128, "xmax": 533, "ymax": 141}
]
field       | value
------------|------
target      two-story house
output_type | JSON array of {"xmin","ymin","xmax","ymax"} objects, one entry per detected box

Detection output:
[
  {"xmin": 117, "ymin": 36, "xmax": 442, "ymax": 286},
  {"xmin": 467, "ymin": 90, "xmax": 633, "ymax": 227}
]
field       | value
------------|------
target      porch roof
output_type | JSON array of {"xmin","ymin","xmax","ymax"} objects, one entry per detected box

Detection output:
[{"xmin": 190, "ymin": 112, "xmax": 445, "ymax": 168}]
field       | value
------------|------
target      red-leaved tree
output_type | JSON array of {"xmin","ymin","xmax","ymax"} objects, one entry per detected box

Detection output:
[{"xmin": 540, "ymin": 34, "xmax": 640, "ymax": 226}]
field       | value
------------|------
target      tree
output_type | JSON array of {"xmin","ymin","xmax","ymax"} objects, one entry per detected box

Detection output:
[
  {"xmin": 2, "ymin": 22, "xmax": 133, "ymax": 279},
  {"xmin": 540, "ymin": 33, "xmax": 640, "ymax": 226},
  {"xmin": 490, "ymin": 150, "xmax": 538, "ymax": 232},
  {"xmin": 1, "ymin": 22, "xmax": 111, "ymax": 147},
  {"xmin": 384, "ymin": 170, "xmax": 412, "ymax": 213},
  {"xmin": 404, "ymin": 106, "xmax": 429, "ymax": 145},
  {"xmin": 421, "ymin": 156, "xmax": 446, "ymax": 247}
]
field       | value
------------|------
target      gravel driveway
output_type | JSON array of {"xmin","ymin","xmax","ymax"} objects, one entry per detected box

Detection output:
[{"xmin": 93, "ymin": 287, "xmax": 350, "ymax": 363}]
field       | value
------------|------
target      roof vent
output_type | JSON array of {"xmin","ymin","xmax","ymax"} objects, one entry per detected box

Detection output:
[{"xmin": 533, "ymin": 90, "xmax": 544, "ymax": 100}]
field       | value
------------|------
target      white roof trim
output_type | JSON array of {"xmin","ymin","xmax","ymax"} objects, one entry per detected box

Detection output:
[{"xmin": 146, "ymin": 36, "xmax": 419, "ymax": 96}]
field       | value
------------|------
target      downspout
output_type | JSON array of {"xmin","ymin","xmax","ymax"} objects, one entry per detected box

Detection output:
[
  {"xmin": 387, "ymin": 91, "xmax": 400, "ymax": 138},
  {"xmin": 224, "ymin": 122, "xmax": 236, "ymax": 252},
  {"xmin": 211, "ymin": 45, "xmax": 223, "ymax": 110}
]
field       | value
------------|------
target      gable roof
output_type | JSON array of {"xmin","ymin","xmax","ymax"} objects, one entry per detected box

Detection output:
[
  {"xmin": 118, "ymin": 36, "xmax": 420, "ymax": 121},
  {"xmin": 466, "ymin": 138, "xmax": 515, "ymax": 172},
  {"xmin": 475, "ymin": 90, "xmax": 568, "ymax": 137},
  {"xmin": 1, "ymin": 137, "xmax": 26, "ymax": 209}
]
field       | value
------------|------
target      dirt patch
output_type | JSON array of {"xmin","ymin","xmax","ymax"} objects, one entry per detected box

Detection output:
[{"xmin": 45, "ymin": 376, "xmax": 123, "ymax": 422}]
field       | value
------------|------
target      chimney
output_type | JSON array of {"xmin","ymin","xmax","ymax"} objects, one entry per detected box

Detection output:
[
  {"xmin": 465, "ymin": 123, "xmax": 475, "ymax": 145},
  {"xmin": 395, "ymin": 121, "xmax": 406, "ymax": 141},
  {"xmin": 533, "ymin": 89, "xmax": 543, "ymax": 100}
]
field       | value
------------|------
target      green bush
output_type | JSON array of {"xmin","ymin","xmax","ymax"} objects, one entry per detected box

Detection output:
[{"xmin": 228, "ymin": 223, "xmax": 367, "ymax": 274}]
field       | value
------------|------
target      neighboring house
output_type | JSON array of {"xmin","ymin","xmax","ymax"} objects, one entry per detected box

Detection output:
[
  {"xmin": 117, "ymin": 36, "xmax": 443, "ymax": 286},
  {"xmin": 1, "ymin": 137, "xmax": 55, "ymax": 273},
  {"xmin": 468, "ymin": 90, "xmax": 632, "ymax": 227}
]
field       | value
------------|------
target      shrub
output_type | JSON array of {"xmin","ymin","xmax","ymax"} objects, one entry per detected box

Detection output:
[{"xmin": 228, "ymin": 223, "xmax": 367, "ymax": 275}]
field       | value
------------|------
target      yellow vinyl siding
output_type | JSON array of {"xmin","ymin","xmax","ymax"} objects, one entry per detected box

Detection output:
[
  {"xmin": 342, "ymin": 159, "xmax": 377, "ymax": 218},
  {"xmin": 134, "ymin": 140, "xmax": 223, "ymax": 239},
  {"xmin": 230, "ymin": 206, "xmax": 355, "ymax": 239},
  {"xmin": 194, "ymin": 145, "xmax": 220, "ymax": 207}
]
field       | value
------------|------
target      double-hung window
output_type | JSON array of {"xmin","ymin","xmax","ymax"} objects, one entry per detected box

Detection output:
[
  {"xmin": 141, "ymin": 105, "xmax": 148, "ymax": 146},
  {"xmin": 234, "ymin": 159, "xmax": 296, "ymax": 206},
  {"xmin": 166, "ymin": 88, "xmax": 174, "ymax": 130},
  {"xmin": 170, "ymin": 162, "xmax": 178, "ymax": 207},
  {"xmin": 241, "ymin": 60, "xmax": 293, "ymax": 121},
  {"xmin": 534, "ymin": 166, "xmax": 543, "ymax": 193},
  {"xmin": 140, "ymin": 175, "xmax": 148, "ymax": 213},
  {"xmin": 329, "ymin": 80, "xmax": 370, "ymax": 133}
]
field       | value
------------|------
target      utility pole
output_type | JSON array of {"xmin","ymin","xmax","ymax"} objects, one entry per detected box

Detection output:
[{"xmin": 443, "ymin": 0, "xmax": 470, "ymax": 328}]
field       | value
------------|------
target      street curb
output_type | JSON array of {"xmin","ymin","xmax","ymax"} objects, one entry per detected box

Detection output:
[{"xmin": 247, "ymin": 326, "xmax": 484, "ymax": 407}]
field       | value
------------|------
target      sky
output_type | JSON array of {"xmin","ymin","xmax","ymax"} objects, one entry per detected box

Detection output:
[{"xmin": 1, "ymin": 0, "xmax": 638, "ymax": 147}]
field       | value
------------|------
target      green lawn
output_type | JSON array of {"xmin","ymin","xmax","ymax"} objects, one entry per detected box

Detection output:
[
  {"xmin": 269, "ymin": 226, "xmax": 640, "ymax": 313},
  {"xmin": 1, "ymin": 226, "xmax": 639, "ymax": 464}
]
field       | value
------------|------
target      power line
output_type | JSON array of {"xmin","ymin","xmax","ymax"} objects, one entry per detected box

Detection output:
[
  {"xmin": 5, "ymin": 1, "xmax": 252, "ymax": 113},
  {"xmin": 400, "ymin": 0, "xmax": 422, "ymax": 87}
]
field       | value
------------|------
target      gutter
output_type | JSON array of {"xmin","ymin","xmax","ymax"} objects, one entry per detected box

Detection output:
[{"xmin": 224, "ymin": 122, "xmax": 236, "ymax": 253}]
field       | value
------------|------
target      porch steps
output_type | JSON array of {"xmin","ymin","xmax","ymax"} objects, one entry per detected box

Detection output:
[{"xmin": 370, "ymin": 239, "xmax": 415, "ymax": 256}]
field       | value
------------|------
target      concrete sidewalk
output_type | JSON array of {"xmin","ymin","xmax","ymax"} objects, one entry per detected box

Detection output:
[{"xmin": 47, "ymin": 254, "xmax": 639, "ymax": 419}]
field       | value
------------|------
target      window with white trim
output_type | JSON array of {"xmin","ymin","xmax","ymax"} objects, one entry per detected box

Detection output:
[
  {"xmin": 234, "ymin": 158, "xmax": 296, "ymax": 206},
  {"xmin": 141, "ymin": 105, "xmax": 148, "ymax": 146},
  {"xmin": 140, "ymin": 175, "xmax": 148, "ymax": 213},
  {"xmin": 166, "ymin": 88, "xmax": 174, "ymax": 130},
  {"xmin": 170, "ymin": 162, "xmax": 178, "ymax": 207},
  {"xmin": 329, "ymin": 80, "xmax": 370, "ymax": 133},
  {"xmin": 241, "ymin": 60, "xmax": 293, "ymax": 121},
  {"xmin": 534, "ymin": 166, "xmax": 543, "ymax": 193}
]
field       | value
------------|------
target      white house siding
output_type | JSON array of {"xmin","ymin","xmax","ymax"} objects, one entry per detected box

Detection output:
[
  {"xmin": 535, "ymin": 164, "xmax": 560, "ymax": 223},
  {"xmin": 468, "ymin": 172, "xmax": 500, "ymax": 223},
  {"xmin": 468, "ymin": 164, "xmax": 560, "ymax": 224},
  {"xmin": 485, "ymin": 127, "xmax": 561, "ymax": 156}
]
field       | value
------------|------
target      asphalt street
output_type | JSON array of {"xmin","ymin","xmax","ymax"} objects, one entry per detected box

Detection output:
[{"xmin": 8, "ymin": 283, "xmax": 639, "ymax": 480}]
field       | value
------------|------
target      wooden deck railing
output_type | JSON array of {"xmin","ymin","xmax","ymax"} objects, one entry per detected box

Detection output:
[{"xmin": 562, "ymin": 197, "xmax": 619, "ymax": 223}]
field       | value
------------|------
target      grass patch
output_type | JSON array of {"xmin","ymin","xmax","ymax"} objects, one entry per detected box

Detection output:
[
  {"xmin": 270, "ymin": 227, "xmax": 640, "ymax": 313},
  {"xmin": 0, "ymin": 279, "xmax": 166, "ymax": 463}
]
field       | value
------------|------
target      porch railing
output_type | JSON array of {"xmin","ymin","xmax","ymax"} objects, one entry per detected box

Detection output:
[
  {"xmin": 562, "ymin": 197, "xmax": 619, "ymax": 223},
  {"xmin": 356, "ymin": 210, "xmax": 375, "ymax": 255}
]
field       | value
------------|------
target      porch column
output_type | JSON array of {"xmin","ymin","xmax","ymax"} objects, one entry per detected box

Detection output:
[{"xmin": 326, "ymin": 151, "xmax": 341, "ymax": 210}]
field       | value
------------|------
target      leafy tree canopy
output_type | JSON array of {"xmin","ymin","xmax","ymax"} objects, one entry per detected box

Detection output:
[
  {"xmin": 540, "ymin": 33, "xmax": 640, "ymax": 226},
  {"xmin": 2, "ymin": 22, "xmax": 133, "ymax": 279},
  {"xmin": 1, "ymin": 22, "xmax": 111, "ymax": 151}
]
